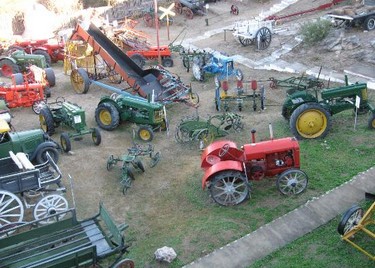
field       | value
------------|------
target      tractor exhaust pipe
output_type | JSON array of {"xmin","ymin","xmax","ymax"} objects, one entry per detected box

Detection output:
[
  {"xmin": 251, "ymin": 129, "xmax": 256, "ymax": 143},
  {"xmin": 269, "ymin": 123, "xmax": 274, "ymax": 140}
]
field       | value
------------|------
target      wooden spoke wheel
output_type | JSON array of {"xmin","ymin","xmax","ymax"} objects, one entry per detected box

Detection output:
[
  {"xmin": 337, "ymin": 205, "xmax": 364, "ymax": 235},
  {"xmin": 255, "ymin": 27, "xmax": 272, "ymax": 50},
  {"xmin": 33, "ymin": 194, "xmax": 69, "ymax": 225},
  {"xmin": 238, "ymin": 36, "xmax": 253, "ymax": 47},
  {"xmin": 0, "ymin": 190, "xmax": 24, "ymax": 237},
  {"xmin": 182, "ymin": 7, "xmax": 194, "ymax": 19},
  {"xmin": 175, "ymin": 2, "xmax": 183, "ymax": 14},
  {"xmin": 143, "ymin": 13, "xmax": 153, "ymax": 27}
]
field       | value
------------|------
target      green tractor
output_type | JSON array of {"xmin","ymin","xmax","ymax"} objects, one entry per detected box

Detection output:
[
  {"xmin": 39, "ymin": 98, "xmax": 101, "ymax": 152},
  {"xmin": 282, "ymin": 76, "xmax": 375, "ymax": 139},
  {"xmin": 95, "ymin": 93, "xmax": 167, "ymax": 142}
]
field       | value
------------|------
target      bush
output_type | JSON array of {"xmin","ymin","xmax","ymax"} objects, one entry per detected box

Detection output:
[{"xmin": 299, "ymin": 19, "xmax": 332, "ymax": 46}]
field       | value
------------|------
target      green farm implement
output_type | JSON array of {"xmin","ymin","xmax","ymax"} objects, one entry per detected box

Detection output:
[
  {"xmin": 175, "ymin": 112, "xmax": 244, "ymax": 149},
  {"xmin": 269, "ymin": 74, "xmax": 325, "ymax": 95},
  {"xmin": 0, "ymin": 203, "xmax": 134, "ymax": 267},
  {"xmin": 39, "ymin": 97, "xmax": 101, "ymax": 152},
  {"xmin": 107, "ymin": 143, "xmax": 161, "ymax": 194},
  {"xmin": 282, "ymin": 76, "xmax": 375, "ymax": 139}
]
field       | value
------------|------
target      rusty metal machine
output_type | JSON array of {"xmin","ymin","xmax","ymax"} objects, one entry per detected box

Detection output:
[
  {"xmin": 174, "ymin": 0, "xmax": 206, "ymax": 19},
  {"xmin": 200, "ymin": 125, "xmax": 308, "ymax": 206}
]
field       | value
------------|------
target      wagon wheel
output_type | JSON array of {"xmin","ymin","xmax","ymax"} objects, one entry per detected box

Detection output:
[
  {"xmin": 276, "ymin": 169, "xmax": 308, "ymax": 195},
  {"xmin": 175, "ymin": 1, "xmax": 183, "ymax": 14},
  {"xmin": 113, "ymin": 259, "xmax": 135, "ymax": 268},
  {"xmin": 150, "ymin": 151, "xmax": 161, "ymax": 168},
  {"xmin": 364, "ymin": 15, "xmax": 375, "ymax": 31},
  {"xmin": 143, "ymin": 13, "xmax": 154, "ymax": 27},
  {"xmin": 175, "ymin": 124, "xmax": 191, "ymax": 143},
  {"xmin": 337, "ymin": 205, "xmax": 364, "ymax": 235},
  {"xmin": 32, "ymin": 100, "xmax": 46, "ymax": 115},
  {"xmin": 70, "ymin": 68, "xmax": 90, "ymax": 94},
  {"xmin": 290, "ymin": 103, "xmax": 331, "ymax": 140},
  {"xmin": 33, "ymin": 194, "xmax": 69, "ymax": 225},
  {"xmin": 230, "ymin": 5, "xmax": 239, "ymax": 15},
  {"xmin": 238, "ymin": 36, "xmax": 253, "ymax": 47},
  {"xmin": 182, "ymin": 7, "xmax": 194, "ymax": 19},
  {"xmin": 208, "ymin": 171, "xmax": 250, "ymax": 206},
  {"xmin": 0, "ymin": 190, "xmax": 24, "ymax": 237},
  {"xmin": 255, "ymin": 27, "xmax": 272, "ymax": 50}
]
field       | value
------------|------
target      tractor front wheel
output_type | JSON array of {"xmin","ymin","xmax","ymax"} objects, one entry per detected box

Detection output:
[
  {"xmin": 44, "ymin": 67, "xmax": 56, "ymax": 87},
  {"xmin": 0, "ymin": 59, "xmax": 20, "ymax": 77},
  {"xmin": 39, "ymin": 107, "xmax": 55, "ymax": 135},
  {"xmin": 60, "ymin": 133, "xmax": 72, "ymax": 153},
  {"xmin": 208, "ymin": 170, "xmax": 250, "ymax": 206},
  {"xmin": 95, "ymin": 102, "xmax": 120, "ymax": 131},
  {"xmin": 368, "ymin": 113, "xmax": 375, "ymax": 129},
  {"xmin": 92, "ymin": 127, "xmax": 101, "ymax": 145},
  {"xmin": 137, "ymin": 126, "xmax": 154, "ymax": 142},
  {"xmin": 337, "ymin": 205, "xmax": 363, "ymax": 235},
  {"xmin": 32, "ymin": 100, "xmax": 46, "ymax": 115},
  {"xmin": 70, "ymin": 68, "xmax": 90, "ymax": 94},
  {"xmin": 290, "ymin": 103, "xmax": 331, "ymax": 139},
  {"xmin": 276, "ymin": 169, "xmax": 308, "ymax": 195}
]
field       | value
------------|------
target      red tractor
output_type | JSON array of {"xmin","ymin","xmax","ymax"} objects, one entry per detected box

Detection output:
[
  {"xmin": 200, "ymin": 128, "xmax": 308, "ymax": 206},
  {"xmin": 9, "ymin": 38, "xmax": 65, "ymax": 65}
]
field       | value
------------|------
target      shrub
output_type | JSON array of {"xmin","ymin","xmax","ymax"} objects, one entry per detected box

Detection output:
[{"xmin": 299, "ymin": 19, "xmax": 332, "ymax": 46}]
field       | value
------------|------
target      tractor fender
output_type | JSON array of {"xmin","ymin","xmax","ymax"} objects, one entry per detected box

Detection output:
[
  {"xmin": 0, "ymin": 55, "xmax": 17, "ymax": 64},
  {"xmin": 282, "ymin": 92, "xmax": 318, "ymax": 119},
  {"xmin": 30, "ymin": 141, "xmax": 59, "ymax": 161},
  {"xmin": 97, "ymin": 96, "xmax": 122, "ymax": 111},
  {"xmin": 201, "ymin": 140, "xmax": 242, "ymax": 169},
  {"xmin": 202, "ymin": 160, "xmax": 244, "ymax": 189}
]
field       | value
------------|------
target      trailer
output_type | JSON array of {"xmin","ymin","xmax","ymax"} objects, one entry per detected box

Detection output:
[{"xmin": 232, "ymin": 20, "xmax": 274, "ymax": 50}]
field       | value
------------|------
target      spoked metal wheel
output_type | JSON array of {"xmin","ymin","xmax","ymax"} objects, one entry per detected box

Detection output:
[
  {"xmin": 255, "ymin": 27, "xmax": 272, "ymax": 50},
  {"xmin": 208, "ymin": 171, "xmax": 250, "ymax": 206},
  {"xmin": 276, "ymin": 169, "xmax": 308, "ymax": 195},
  {"xmin": 175, "ymin": 125, "xmax": 191, "ymax": 144},
  {"xmin": 337, "ymin": 205, "xmax": 364, "ymax": 235},
  {"xmin": 70, "ymin": 68, "xmax": 90, "ymax": 94},
  {"xmin": 0, "ymin": 190, "xmax": 24, "ymax": 236},
  {"xmin": 238, "ymin": 36, "xmax": 253, "ymax": 46},
  {"xmin": 33, "ymin": 194, "xmax": 69, "ymax": 225},
  {"xmin": 32, "ymin": 100, "xmax": 46, "ymax": 114}
]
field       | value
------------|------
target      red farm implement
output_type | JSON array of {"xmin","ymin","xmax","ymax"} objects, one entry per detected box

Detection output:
[{"xmin": 200, "ymin": 126, "xmax": 308, "ymax": 206}]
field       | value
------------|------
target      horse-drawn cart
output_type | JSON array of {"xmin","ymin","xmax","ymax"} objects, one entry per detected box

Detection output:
[
  {"xmin": 0, "ymin": 152, "xmax": 67, "ymax": 235},
  {"xmin": 0, "ymin": 203, "xmax": 134, "ymax": 267},
  {"xmin": 232, "ymin": 19, "xmax": 274, "ymax": 50}
]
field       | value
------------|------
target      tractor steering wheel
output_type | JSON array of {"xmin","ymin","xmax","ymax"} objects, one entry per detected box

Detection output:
[{"xmin": 219, "ymin": 143, "xmax": 230, "ymax": 157}]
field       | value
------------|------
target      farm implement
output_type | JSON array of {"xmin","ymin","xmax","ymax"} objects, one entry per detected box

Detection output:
[
  {"xmin": 39, "ymin": 97, "xmax": 101, "ymax": 152},
  {"xmin": 0, "ymin": 152, "xmax": 67, "ymax": 235},
  {"xmin": 175, "ymin": 0, "xmax": 207, "ymax": 19},
  {"xmin": 0, "ymin": 203, "xmax": 134, "ymax": 267},
  {"xmin": 232, "ymin": 19, "xmax": 274, "ymax": 50},
  {"xmin": 337, "ymin": 192, "xmax": 375, "ymax": 260},
  {"xmin": 107, "ymin": 143, "xmax": 160, "ymax": 194},
  {"xmin": 269, "ymin": 73, "xmax": 325, "ymax": 95},
  {"xmin": 201, "ymin": 126, "xmax": 308, "ymax": 206},
  {"xmin": 175, "ymin": 112, "xmax": 244, "ymax": 149},
  {"xmin": 68, "ymin": 23, "xmax": 198, "ymax": 107},
  {"xmin": 282, "ymin": 76, "xmax": 375, "ymax": 139}
]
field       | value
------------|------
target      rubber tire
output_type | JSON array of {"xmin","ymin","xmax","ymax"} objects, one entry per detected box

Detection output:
[
  {"xmin": 35, "ymin": 146, "xmax": 59, "ymax": 164},
  {"xmin": 60, "ymin": 133, "xmax": 71, "ymax": 153},
  {"xmin": 368, "ymin": 113, "xmax": 375, "ymax": 129},
  {"xmin": 337, "ymin": 205, "xmax": 363, "ymax": 235},
  {"xmin": 33, "ymin": 49, "xmax": 52, "ymax": 66},
  {"xmin": 70, "ymin": 68, "xmax": 90, "ymax": 94},
  {"xmin": 137, "ymin": 126, "xmax": 154, "ymax": 142},
  {"xmin": 44, "ymin": 87, "xmax": 51, "ymax": 98},
  {"xmin": 44, "ymin": 67, "xmax": 55, "ymax": 87},
  {"xmin": 39, "ymin": 107, "xmax": 55, "ymax": 135},
  {"xmin": 0, "ymin": 59, "xmax": 20, "ymax": 77},
  {"xmin": 13, "ymin": 73, "xmax": 24, "ymax": 85},
  {"xmin": 290, "ymin": 103, "xmax": 331, "ymax": 140},
  {"xmin": 364, "ymin": 16, "xmax": 375, "ymax": 31},
  {"xmin": 161, "ymin": 57, "xmax": 173, "ymax": 67},
  {"xmin": 92, "ymin": 127, "xmax": 101, "ymax": 145},
  {"xmin": 130, "ymin": 54, "xmax": 146, "ymax": 68},
  {"xmin": 95, "ymin": 102, "xmax": 120, "ymax": 131}
]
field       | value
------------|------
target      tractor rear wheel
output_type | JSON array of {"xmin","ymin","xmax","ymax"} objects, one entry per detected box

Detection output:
[
  {"xmin": 290, "ymin": 103, "xmax": 331, "ymax": 139},
  {"xmin": 130, "ymin": 54, "xmax": 146, "ymax": 68},
  {"xmin": 92, "ymin": 127, "xmax": 101, "ymax": 145},
  {"xmin": 70, "ymin": 68, "xmax": 90, "ymax": 94},
  {"xmin": 208, "ymin": 170, "xmax": 250, "ymax": 206},
  {"xmin": 39, "ymin": 107, "xmax": 55, "ymax": 135},
  {"xmin": 276, "ymin": 169, "xmax": 308, "ymax": 195},
  {"xmin": 33, "ymin": 49, "xmax": 52, "ymax": 66},
  {"xmin": 337, "ymin": 205, "xmax": 363, "ymax": 235},
  {"xmin": 0, "ymin": 59, "xmax": 20, "ymax": 77},
  {"xmin": 44, "ymin": 67, "xmax": 55, "ymax": 87},
  {"xmin": 368, "ymin": 113, "xmax": 375, "ymax": 129},
  {"xmin": 137, "ymin": 126, "xmax": 154, "ymax": 142},
  {"xmin": 60, "ymin": 133, "xmax": 71, "ymax": 153},
  {"xmin": 95, "ymin": 102, "xmax": 120, "ymax": 131},
  {"xmin": 161, "ymin": 57, "xmax": 173, "ymax": 67}
]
